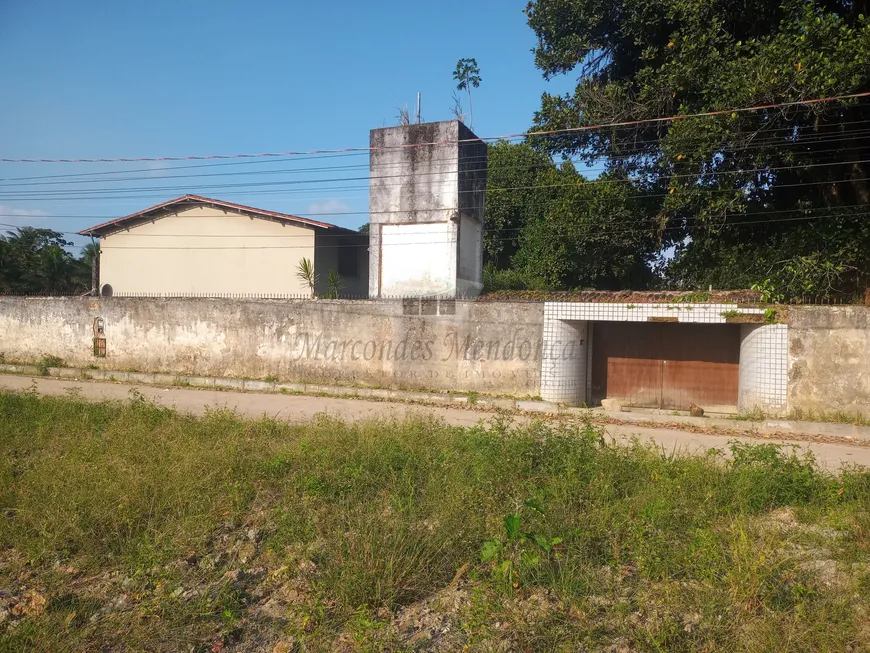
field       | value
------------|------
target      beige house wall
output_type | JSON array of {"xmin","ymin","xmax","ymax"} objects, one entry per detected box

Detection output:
[{"xmin": 98, "ymin": 206, "xmax": 315, "ymax": 295}]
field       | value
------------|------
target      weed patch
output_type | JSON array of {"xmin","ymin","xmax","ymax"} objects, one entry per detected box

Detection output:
[
  {"xmin": 0, "ymin": 393, "xmax": 869, "ymax": 650},
  {"xmin": 35, "ymin": 355, "xmax": 64, "ymax": 376}
]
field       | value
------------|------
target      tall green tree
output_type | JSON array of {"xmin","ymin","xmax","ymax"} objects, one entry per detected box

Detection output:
[
  {"xmin": 453, "ymin": 58, "xmax": 482, "ymax": 129},
  {"xmin": 484, "ymin": 141, "xmax": 663, "ymax": 290},
  {"xmin": 0, "ymin": 227, "xmax": 89, "ymax": 295},
  {"xmin": 513, "ymin": 165, "xmax": 661, "ymax": 289},
  {"xmin": 527, "ymin": 0, "xmax": 870, "ymax": 300},
  {"xmin": 484, "ymin": 141, "xmax": 553, "ymax": 268}
]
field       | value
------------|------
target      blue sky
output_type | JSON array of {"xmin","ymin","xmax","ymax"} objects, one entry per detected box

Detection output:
[{"xmin": 0, "ymin": 0, "xmax": 576, "ymax": 249}]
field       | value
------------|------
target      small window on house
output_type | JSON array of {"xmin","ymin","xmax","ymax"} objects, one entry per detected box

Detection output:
[{"xmin": 338, "ymin": 246, "xmax": 359, "ymax": 278}]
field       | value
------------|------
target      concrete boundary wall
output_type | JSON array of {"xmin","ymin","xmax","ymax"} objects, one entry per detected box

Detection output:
[
  {"xmin": 2, "ymin": 298, "xmax": 866, "ymax": 413},
  {"xmin": 0, "ymin": 297, "xmax": 545, "ymax": 396},
  {"xmin": 788, "ymin": 306, "xmax": 870, "ymax": 417}
]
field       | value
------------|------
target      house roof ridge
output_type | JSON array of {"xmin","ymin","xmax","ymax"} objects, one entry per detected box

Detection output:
[{"xmin": 77, "ymin": 194, "xmax": 357, "ymax": 236}]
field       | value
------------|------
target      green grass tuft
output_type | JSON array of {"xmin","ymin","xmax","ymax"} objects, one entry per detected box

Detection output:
[
  {"xmin": 1, "ymin": 392, "xmax": 869, "ymax": 650},
  {"xmin": 35, "ymin": 355, "xmax": 64, "ymax": 376}
]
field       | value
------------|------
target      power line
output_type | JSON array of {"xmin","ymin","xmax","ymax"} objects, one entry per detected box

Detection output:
[
  {"xmin": 5, "ymin": 207, "xmax": 870, "ymax": 249},
  {"xmin": 3, "ymin": 168, "xmax": 867, "ymax": 208},
  {"xmin": 2, "ymin": 156, "xmax": 868, "ymax": 206},
  {"xmin": 2, "ymin": 126, "xmax": 869, "ymax": 191},
  {"xmin": 5, "ymin": 112, "xmax": 869, "ymax": 188},
  {"xmin": 6, "ymin": 199, "xmax": 870, "ymax": 226},
  {"xmin": 2, "ymin": 92, "xmax": 868, "ymax": 164},
  {"xmin": 0, "ymin": 152, "xmax": 371, "ymax": 183}
]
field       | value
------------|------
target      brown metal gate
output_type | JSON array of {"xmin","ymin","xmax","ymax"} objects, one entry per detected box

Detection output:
[{"xmin": 590, "ymin": 322, "xmax": 739, "ymax": 410}]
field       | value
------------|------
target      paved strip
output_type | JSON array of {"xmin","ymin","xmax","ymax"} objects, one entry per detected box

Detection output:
[{"xmin": 1, "ymin": 375, "xmax": 867, "ymax": 471}]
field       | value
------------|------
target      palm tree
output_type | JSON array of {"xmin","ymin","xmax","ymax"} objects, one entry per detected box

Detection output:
[{"xmin": 81, "ymin": 242, "xmax": 100, "ymax": 266}]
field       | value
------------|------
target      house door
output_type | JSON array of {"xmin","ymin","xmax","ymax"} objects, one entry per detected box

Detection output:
[{"xmin": 590, "ymin": 322, "xmax": 739, "ymax": 410}]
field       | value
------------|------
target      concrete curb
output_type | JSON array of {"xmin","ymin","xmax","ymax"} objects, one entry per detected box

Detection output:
[
  {"xmin": 580, "ymin": 408, "xmax": 870, "ymax": 442},
  {"xmin": 2, "ymin": 364, "xmax": 869, "ymax": 443},
  {"xmin": 0, "ymin": 364, "xmax": 526, "ymax": 410}
]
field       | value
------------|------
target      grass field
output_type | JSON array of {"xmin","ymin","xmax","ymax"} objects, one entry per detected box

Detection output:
[{"xmin": 2, "ymin": 390, "xmax": 870, "ymax": 652}]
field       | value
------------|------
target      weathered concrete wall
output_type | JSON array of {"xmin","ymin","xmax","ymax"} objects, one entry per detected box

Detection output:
[
  {"xmin": 457, "ymin": 121, "xmax": 487, "ymax": 222},
  {"xmin": 368, "ymin": 120, "xmax": 485, "ymax": 298},
  {"xmin": 0, "ymin": 297, "xmax": 545, "ymax": 395},
  {"xmin": 788, "ymin": 306, "xmax": 870, "ymax": 416}
]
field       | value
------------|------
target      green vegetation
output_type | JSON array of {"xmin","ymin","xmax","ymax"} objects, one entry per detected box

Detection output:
[
  {"xmin": 35, "ymin": 355, "xmax": 64, "ymax": 376},
  {"xmin": 0, "ymin": 228, "xmax": 94, "ymax": 295},
  {"xmin": 324, "ymin": 269, "xmax": 344, "ymax": 300},
  {"xmin": 2, "ymin": 393, "xmax": 870, "ymax": 651},
  {"xmin": 676, "ymin": 292, "xmax": 710, "ymax": 304},
  {"xmin": 481, "ymin": 0, "xmax": 870, "ymax": 301},
  {"xmin": 453, "ymin": 58, "xmax": 481, "ymax": 129},
  {"xmin": 788, "ymin": 408, "xmax": 870, "ymax": 428},
  {"xmin": 735, "ymin": 406, "xmax": 768, "ymax": 422},
  {"xmin": 752, "ymin": 279, "xmax": 786, "ymax": 305},
  {"xmin": 484, "ymin": 141, "xmax": 659, "ymax": 291},
  {"xmin": 482, "ymin": 262, "xmax": 551, "ymax": 292},
  {"xmin": 295, "ymin": 257, "xmax": 317, "ymax": 296}
]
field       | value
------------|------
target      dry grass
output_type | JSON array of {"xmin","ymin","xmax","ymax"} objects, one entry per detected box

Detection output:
[
  {"xmin": 1, "ymin": 392, "xmax": 870, "ymax": 651},
  {"xmin": 737, "ymin": 405, "xmax": 870, "ymax": 427}
]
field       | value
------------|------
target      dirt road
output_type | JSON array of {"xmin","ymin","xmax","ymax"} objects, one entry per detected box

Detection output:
[{"xmin": 2, "ymin": 374, "xmax": 868, "ymax": 470}]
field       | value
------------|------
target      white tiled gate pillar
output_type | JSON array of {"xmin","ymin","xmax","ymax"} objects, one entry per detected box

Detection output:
[
  {"xmin": 541, "ymin": 301, "xmax": 788, "ymax": 409},
  {"xmin": 738, "ymin": 324, "xmax": 788, "ymax": 415},
  {"xmin": 540, "ymin": 317, "xmax": 588, "ymax": 404}
]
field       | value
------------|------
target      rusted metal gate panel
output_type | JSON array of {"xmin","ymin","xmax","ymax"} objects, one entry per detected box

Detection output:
[
  {"xmin": 591, "ymin": 322, "xmax": 739, "ymax": 409},
  {"xmin": 659, "ymin": 324, "xmax": 739, "ymax": 408},
  {"xmin": 590, "ymin": 322, "xmax": 662, "ymax": 407}
]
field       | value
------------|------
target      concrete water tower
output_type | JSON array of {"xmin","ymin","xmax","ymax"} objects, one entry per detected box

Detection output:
[{"xmin": 367, "ymin": 120, "xmax": 487, "ymax": 298}]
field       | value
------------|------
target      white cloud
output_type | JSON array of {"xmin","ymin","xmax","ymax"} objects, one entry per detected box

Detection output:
[
  {"xmin": 306, "ymin": 199, "xmax": 351, "ymax": 217},
  {"xmin": 142, "ymin": 160, "xmax": 169, "ymax": 178},
  {"xmin": 0, "ymin": 204, "xmax": 49, "ymax": 229}
]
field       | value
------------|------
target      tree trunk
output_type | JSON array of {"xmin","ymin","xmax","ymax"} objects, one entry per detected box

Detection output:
[
  {"xmin": 467, "ymin": 87, "xmax": 473, "ymax": 129},
  {"xmin": 91, "ymin": 250, "xmax": 99, "ymax": 296}
]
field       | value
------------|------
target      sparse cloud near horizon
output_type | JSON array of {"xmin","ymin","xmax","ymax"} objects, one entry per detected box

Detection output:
[
  {"xmin": 306, "ymin": 199, "xmax": 351, "ymax": 217},
  {"xmin": 0, "ymin": 204, "xmax": 49, "ymax": 230}
]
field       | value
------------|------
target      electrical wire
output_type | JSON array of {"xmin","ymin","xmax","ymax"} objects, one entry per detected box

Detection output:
[
  {"xmin": 6, "ymin": 198, "xmax": 870, "ymax": 225},
  {"xmin": 2, "ymin": 91, "xmax": 868, "ymax": 164},
  {"xmin": 2, "ymin": 154, "xmax": 868, "ymax": 208},
  {"xmin": 3, "ymin": 168, "xmax": 867, "ymax": 209},
  {"xmin": 3, "ymin": 120, "xmax": 869, "ymax": 189},
  {"xmin": 5, "ymin": 207, "xmax": 869, "ymax": 249}
]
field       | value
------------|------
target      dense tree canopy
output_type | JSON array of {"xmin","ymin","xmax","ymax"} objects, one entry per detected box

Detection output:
[
  {"xmin": 522, "ymin": 0, "xmax": 870, "ymax": 300},
  {"xmin": 0, "ymin": 228, "xmax": 91, "ymax": 295},
  {"xmin": 484, "ymin": 141, "xmax": 665, "ymax": 290}
]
